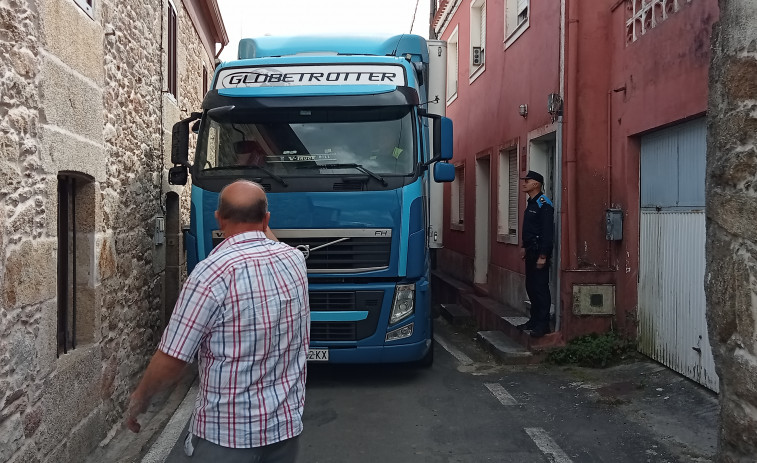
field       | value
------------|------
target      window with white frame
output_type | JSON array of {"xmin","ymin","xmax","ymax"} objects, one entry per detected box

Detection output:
[
  {"xmin": 497, "ymin": 148, "xmax": 519, "ymax": 243},
  {"xmin": 470, "ymin": 0, "xmax": 486, "ymax": 74},
  {"xmin": 446, "ymin": 27, "xmax": 459, "ymax": 102},
  {"xmin": 505, "ymin": 0, "xmax": 529, "ymax": 40},
  {"xmin": 73, "ymin": 0, "xmax": 94, "ymax": 18},
  {"xmin": 451, "ymin": 164, "xmax": 465, "ymax": 229}
]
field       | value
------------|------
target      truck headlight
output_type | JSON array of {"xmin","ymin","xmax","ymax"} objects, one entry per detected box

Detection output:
[{"xmin": 389, "ymin": 283, "xmax": 415, "ymax": 325}]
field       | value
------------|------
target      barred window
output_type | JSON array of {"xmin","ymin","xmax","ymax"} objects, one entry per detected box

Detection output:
[{"xmin": 57, "ymin": 173, "xmax": 96, "ymax": 356}]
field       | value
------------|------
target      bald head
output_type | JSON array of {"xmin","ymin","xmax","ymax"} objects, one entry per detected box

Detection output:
[{"xmin": 217, "ymin": 180, "xmax": 268, "ymax": 224}]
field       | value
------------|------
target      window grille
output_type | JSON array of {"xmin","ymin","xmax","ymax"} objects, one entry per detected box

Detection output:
[{"xmin": 626, "ymin": 0, "xmax": 693, "ymax": 43}]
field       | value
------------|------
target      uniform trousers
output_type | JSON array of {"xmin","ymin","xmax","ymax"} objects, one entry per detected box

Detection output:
[{"xmin": 524, "ymin": 251, "xmax": 551, "ymax": 333}]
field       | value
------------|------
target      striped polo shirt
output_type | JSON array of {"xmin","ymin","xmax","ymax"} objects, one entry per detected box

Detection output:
[{"xmin": 159, "ymin": 230, "xmax": 310, "ymax": 448}]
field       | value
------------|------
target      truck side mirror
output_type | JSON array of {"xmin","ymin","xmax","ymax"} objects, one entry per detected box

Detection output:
[
  {"xmin": 433, "ymin": 162, "xmax": 455, "ymax": 183},
  {"xmin": 433, "ymin": 116, "xmax": 453, "ymax": 161},
  {"xmin": 171, "ymin": 112, "xmax": 202, "ymax": 166},
  {"xmin": 171, "ymin": 120, "xmax": 190, "ymax": 165},
  {"xmin": 168, "ymin": 166, "xmax": 188, "ymax": 185}
]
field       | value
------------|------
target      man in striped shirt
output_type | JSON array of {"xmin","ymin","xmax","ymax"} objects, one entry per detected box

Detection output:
[{"xmin": 126, "ymin": 180, "xmax": 310, "ymax": 462}]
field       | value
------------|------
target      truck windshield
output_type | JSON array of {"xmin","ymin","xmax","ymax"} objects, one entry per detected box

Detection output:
[{"xmin": 195, "ymin": 106, "xmax": 415, "ymax": 179}]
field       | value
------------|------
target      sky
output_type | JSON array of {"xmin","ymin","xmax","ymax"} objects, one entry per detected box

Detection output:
[{"xmin": 217, "ymin": 0, "xmax": 432, "ymax": 62}]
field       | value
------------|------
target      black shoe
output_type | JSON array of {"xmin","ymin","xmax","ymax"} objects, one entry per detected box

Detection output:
[
  {"xmin": 530, "ymin": 329, "xmax": 549, "ymax": 338},
  {"xmin": 517, "ymin": 321, "xmax": 534, "ymax": 331}
]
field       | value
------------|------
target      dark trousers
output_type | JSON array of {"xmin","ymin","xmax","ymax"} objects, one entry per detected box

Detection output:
[
  {"xmin": 525, "ymin": 252, "xmax": 551, "ymax": 333},
  {"xmin": 177, "ymin": 434, "xmax": 300, "ymax": 463}
]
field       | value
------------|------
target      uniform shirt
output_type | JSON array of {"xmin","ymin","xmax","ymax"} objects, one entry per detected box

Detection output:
[
  {"xmin": 159, "ymin": 230, "xmax": 310, "ymax": 448},
  {"xmin": 522, "ymin": 192, "xmax": 555, "ymax": 257}
]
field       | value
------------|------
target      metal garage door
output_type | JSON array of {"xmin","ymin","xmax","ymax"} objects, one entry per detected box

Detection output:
[{"xmin": 638, "ymin": 118, "xmax": 718, "ymax": 392}]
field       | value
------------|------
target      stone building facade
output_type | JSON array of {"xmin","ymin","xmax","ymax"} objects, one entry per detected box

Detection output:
[
  {"xmin": 0, "ymin": 0, "xmax": 226, "ymax": 461},
  {"xmin": 706, "ymin": 1, "xmax": 757, "ymax": 460}
]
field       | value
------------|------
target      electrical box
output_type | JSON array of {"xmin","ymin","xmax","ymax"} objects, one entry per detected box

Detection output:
[
  {"xmin": 573, "ymin": 285, "xmax": 616, "ymax": 315},
  {"xmin": 153, "ymin": 216, "xmax": 165, "ymax": 245},
  {"xmin": 472, "ymin": 47, "xmax": 483, "ymax": 66},
  {"xmin": 606, "ymin": 208, "xmax": 623, "ymax": 241}
]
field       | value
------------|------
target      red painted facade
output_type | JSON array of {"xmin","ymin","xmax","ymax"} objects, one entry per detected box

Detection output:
[{"xmin": 434, "ymin": 0, "xmax": 719, "ymax": 340}]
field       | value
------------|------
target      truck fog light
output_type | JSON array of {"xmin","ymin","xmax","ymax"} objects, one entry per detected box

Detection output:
[
  {"xmin": 386, "ymin": 323, "xmax": 414, "ymax": 341},
  {"xmin": 389, "ymin": 283, "xmax": 415, "ymax": 324}
]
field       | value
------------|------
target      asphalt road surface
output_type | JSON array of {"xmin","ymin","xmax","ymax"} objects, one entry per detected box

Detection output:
[
  {"xmin": 158, "ymin": 317, "xmax": 717, "ymax": 463},
  {"xmin": 297, "ymin": 319, "xmax": 716, "ymax": 463}
]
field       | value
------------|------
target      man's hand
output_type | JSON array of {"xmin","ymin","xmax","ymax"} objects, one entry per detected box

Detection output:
[
  {"xmin": 124, "ymin": 350, "xmax": 188, "ymax": 433},
  {"xmin": 536, "ymin": 255, "xmax": 547, "ymax": 269},
  {"xmin": 520, "ymin": 248, "xmax": 526, "ymax": 260},
  {"xmin": 125, "ymin": 392, "xmax": 148, "ymax": 433}
]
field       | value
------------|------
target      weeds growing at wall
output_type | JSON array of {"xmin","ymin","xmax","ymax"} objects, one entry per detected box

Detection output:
[{"xmin": 546, "ymin": 332, "xmax": 636, "ymax": 368}]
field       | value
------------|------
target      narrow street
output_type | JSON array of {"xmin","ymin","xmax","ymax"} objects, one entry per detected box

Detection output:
[{"xmin": 141, "ymin": 318, "xmax": 718, "ymax": 463}]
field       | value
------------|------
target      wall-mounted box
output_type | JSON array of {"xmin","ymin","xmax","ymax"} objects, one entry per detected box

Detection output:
[
  {"xmin": 573, "ymin": 285, "xmax": 616, "ymax": 315},
  {"xmin": 606, "ymin": 208, "xmax": 623, "ymax": 241}
]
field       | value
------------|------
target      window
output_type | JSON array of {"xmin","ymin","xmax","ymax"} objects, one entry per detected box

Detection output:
[
  {"xmin": 497, "ymin": 149, "xmax": 519, "ymax": 244},
  {"xmin": 57, "ymin": 173, "xmax": 96, "ymax": 356},
  {"xmin": 470, "ymin": 0, "xmax": 486, "ymax": 75},
  {"xmin": 505, "ymin": 0, "xmax": 529, "ymax": 45},
  {"xmin": 73, "ymin": 0, "xmax": 94, "ymax": 18},
  {"xmin": 202, "ymin": 64, "xmax": 208, "ymax": 97},
  {"xmin": 446, "ymin": 27, "xmax": 459, "ymax": 102},
  {"xmin": 167, "ymin": 1, "xmax": 178, "ymax": 98},
  {"xmin": 626, "ymin": 0, "xmax": 691, "ymax": 43},
  {"xmin": 451, "ymin": 164, "xmax": 465, "ymax": 230}
]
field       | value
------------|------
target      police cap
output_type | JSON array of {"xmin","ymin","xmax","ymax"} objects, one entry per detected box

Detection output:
[{"xmin": 521, "ymin": 170, "xmax": 544, "ymax": 184}]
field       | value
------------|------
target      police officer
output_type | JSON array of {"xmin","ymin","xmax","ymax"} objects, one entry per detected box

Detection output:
[{"xmin": 518, "ymin": 170, "xmax": 554, "ymax": 338}]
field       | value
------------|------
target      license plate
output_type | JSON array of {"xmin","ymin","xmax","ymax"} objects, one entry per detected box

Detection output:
[{"xmin": 307, "ymin": 348, "xmax": 329, "ymax": 362}]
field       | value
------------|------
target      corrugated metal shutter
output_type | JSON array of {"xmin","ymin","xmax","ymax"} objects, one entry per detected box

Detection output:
[
  {"xmin": 458, "ymin": 166, "xmax": 465, "ymax": 223},
  {"xmin": 508, "ymin": 151, "xmax": 518, "ymax": 235},
  {"xmin": 638, "ymin": 117, "xmax": 717, "ymax": 392}
]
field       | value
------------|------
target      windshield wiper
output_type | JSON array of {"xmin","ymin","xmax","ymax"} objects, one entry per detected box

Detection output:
[
  {"xmin": 205, "ymin": 165, "xmax": 288, "ymax": 187},
  {"xmin": 302, "ymin": 163, "xmax": 388, "ymax": 186}
]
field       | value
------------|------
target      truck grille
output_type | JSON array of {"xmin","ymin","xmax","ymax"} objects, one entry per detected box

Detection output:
[
  {"xmin": 276, "ymin": 229, "xmax": 392, "ymax": 273},
  {"xmin": 311, "ymin": 322, "xmax": 356, "ymax": 341},
  {"xmin": 309, "ymin": 290, "xmax": 384, "ymax": 341}
]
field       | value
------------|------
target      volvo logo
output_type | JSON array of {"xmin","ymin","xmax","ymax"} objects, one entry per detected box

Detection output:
[{"xmin": 296, "ymin": 244, "xmax": 310, "ymax": 259}]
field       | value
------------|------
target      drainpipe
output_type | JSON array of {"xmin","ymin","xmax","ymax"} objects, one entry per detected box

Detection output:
[
  {"xmin": 554, "ymin": 0, "xmax": 567, "ymax": 332},
  {"xmin": 566, "ymin": 0, "xmax": 579, "ymax": 269}
]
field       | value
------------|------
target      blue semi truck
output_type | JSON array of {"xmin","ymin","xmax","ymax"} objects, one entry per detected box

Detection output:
[{"xmin": 168, "ymin": 34, "xmax": 453, "ymax": 365}]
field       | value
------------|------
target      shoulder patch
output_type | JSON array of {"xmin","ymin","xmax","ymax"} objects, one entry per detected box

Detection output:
[{"xmin": 537, "ymin": 195, "xmax": 554, "ymax": 208}]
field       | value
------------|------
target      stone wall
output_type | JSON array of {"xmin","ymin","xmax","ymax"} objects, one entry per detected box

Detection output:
[
  {"xmin": 706, "ymin": 1, "xmax": 757, "ymax": 461},
  {"xmin": 0, "ymin": 0, "xmax": 218, "ymax": 461}
]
